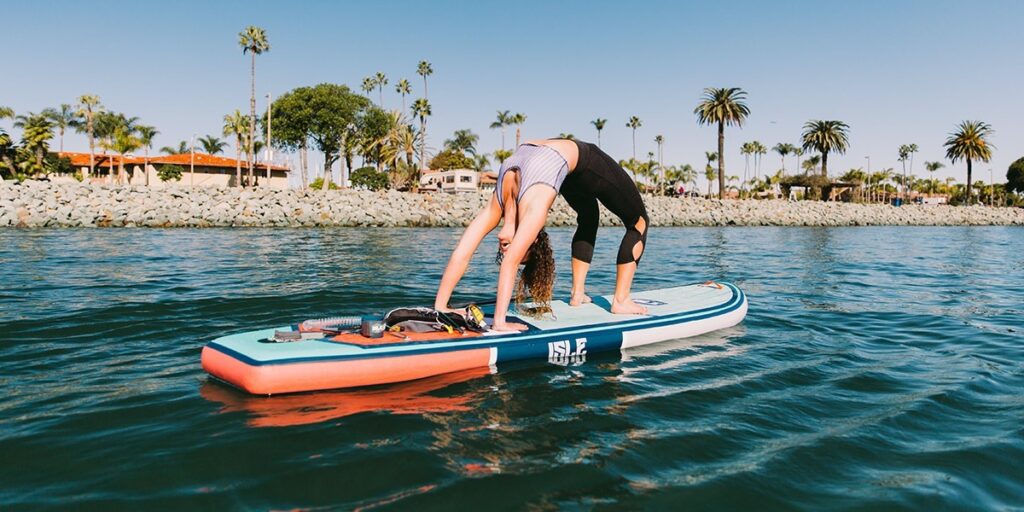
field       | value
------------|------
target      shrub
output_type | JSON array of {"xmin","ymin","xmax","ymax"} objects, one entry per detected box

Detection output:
[
  {"xmin": 1008, "ymin": 157, "xmax": 1024, "ymax": 194},
  {"xmin": 350, "ymin": 166, "xmax": 389, "ymax": 191},
  {"xmin": 309, "ymin": 177, "xmax": 340, "ymax": 190},
  {"xmin": 158, "ymin": 164, "xmax": 184, "ymax": 182}
]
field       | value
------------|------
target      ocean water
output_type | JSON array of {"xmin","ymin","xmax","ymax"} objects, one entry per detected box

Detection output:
[{"xmin": 0, "ymin": 226, "xmax": 1021, "ymax": 510}]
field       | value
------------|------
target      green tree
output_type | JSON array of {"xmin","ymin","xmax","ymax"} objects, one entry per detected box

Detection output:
[
  {"xmin": 591, "ymin": 118, "xmax": 607, "ymax": 147},
  {"xmin": 494, "ymin": 148, "xmax": 513, "ymax": 164},
  {"xmin": 1, "ymin": 128, "xmax": 17, "ymax": 179},
  {"xmin": 559, "ymin": 133, "xmax": 575, "ymax": 140},
  {"xmin": 417, "ymin": 60, "xmax": 433, "ymax": 99},
  {"xmin": 351, "ymin": 166, "xmax": 389, "ymax": 190},
  {"xmin": 944, "ymin": 120, "xmax": 994, "ymax": 205},
  {"xmin": 43, "ymin": 104, "xmax": 81, "ymax": 153},
  {"xmin": 444, "ymin": 129, "xmax": 479, "ymax": 156},
  {"xmin": 75, "ymin": 94, "xmax": 103, "ymax": 176},
  {"xmin": 395, "ymin": 78, "xmax": 412, "ymax": 113},
  {"xmin": 490, "ymin": 110, "xmax": 512, "ymax": 150},
  {"xmin": 472, "ymin": 153, "xmax": 490, "ymax": 172},
  {"xmin": 111, "ymin": 125, "xmax": 142, "ymax": 184},
  {"xmin": 0, "ymin": 106, "xmax": 13, "ymax": 119},
  {"xmin": 270, "ymin": 84, "xmax": 371, "ymax": 188},
  {"xmin": 412, "ymin": 97, "xmax": 431, "ymax": 175},
  {"xmin": 898, "ymin": 143, "xmax": 919, "ymax": 201},
  {"xmin": 654, "ymin": 134, "xmax": 664, "ymax": 193},
  {"xmin": 626, "ymin": 116, "xmax": 642, "ymax": 160},
  {"xmin": 694, "ymin": 87, "xmax": 750, "ymax": 199},
  {"xmin": 801, "ymin": 120, "xmax": 850, "ymax": 178},
  {"xmin": 740, "ymin": 142, "xmax": 753, "ymax": 196},
  {"xmin": 802, "ymin": 154, "xmax": 821, "ymax": 175},
  {"xmin": 429, "ymin": 148, "xmax": 474, "ymax": 170},
  {"xmin": 239, "ymin": 25, "xmax": 270, "ymax": 185},
  {"xmin": 158, "ymin": 164, "xmax": 184, "ymax": 182},
  {"xmin": 1006, "ymin": 157, "xmax": 1024, "ymax": 194},
  {"xmin": 359, "ymin": 106, "xmax": 395, "ymax": 171},
  {"xmin": 14, "ymin": 112, "xmax": 55, "ymax": 176},
  {"xmin": 361, "ymin": 76, "xmax": 376, "ymax": 98},
  {"xmin": 198, "ymin": 135, "xmax": 226, "ymax": 155},
  {"xmin": 223, "ymin": 110, "xmax": 248, "ymax": 186}
]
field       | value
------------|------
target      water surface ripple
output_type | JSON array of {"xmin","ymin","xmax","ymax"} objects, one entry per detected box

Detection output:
[{"xmin": 1, "ymin": 227, "xmax": 1022, "ymax": 510}]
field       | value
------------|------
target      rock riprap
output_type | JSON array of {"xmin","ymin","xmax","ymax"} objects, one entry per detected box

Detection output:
[{"xmin": 1, "ymin": 181, "xmax": 1022, "ymax": 228}]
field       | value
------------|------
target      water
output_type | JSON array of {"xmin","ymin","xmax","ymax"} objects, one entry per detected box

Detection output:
[{"xmin": 1, "ymin": 227, "xmax": 1022, "ymax": 510}]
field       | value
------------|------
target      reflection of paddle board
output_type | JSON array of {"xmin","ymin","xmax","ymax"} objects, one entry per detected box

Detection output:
[{"xmin": 202, "ymin": 282, "xmax": 748, "ymax": 395}]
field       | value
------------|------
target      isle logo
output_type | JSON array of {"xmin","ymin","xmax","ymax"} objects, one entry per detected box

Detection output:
[{"xmin": 548, "ymin": 338, "xmax": 587, "ymax": 366}]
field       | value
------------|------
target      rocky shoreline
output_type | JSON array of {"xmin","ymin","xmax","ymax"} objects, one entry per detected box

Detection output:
[{"xmin": 1, "ymin": 181, "xmax": 1022, "ymax": 228}]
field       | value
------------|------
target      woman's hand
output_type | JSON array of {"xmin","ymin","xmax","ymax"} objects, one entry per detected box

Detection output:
[{"xmin": 491, "ymin": 321, "xmax": 528, "ymax": 332}]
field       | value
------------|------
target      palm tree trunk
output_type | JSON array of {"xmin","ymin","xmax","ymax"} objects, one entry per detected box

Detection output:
[
  {"xmin": 631, "ymin": 130, "xmax": 636, "ymax": 160},
  {"xmin": 300, "ymin": 143, "xmax": 308, "ymax": 189},
  {"xmin": 501, "ymin": 128, "xmax": 506, "ymax": 150},
  {"xmin": 821, "ymin": 151, "xmax": 829, "ymax": 178},
  {"xmin": 423, "ymin": 77, "xmax": 428, "ymax": 100},
  {"xmin": 597, "ymin": 129, "xmax": 602, "ymax": 148},
  {"xmin": 966, "ymin": 158, "xmax": 973, "ymax": 205},
  {"xmin": 248, "ymin": 52, "xmax": 256, "ymax": 187},
  {"xmin": 59, "ymin": 129, "xmax": 64, "ymax": 153},
  {"xmin": 515, "ymin": 127, "xmax": 521, "ymax": 147},
  {"xmin": 235, "ymin": 138, "xmax": 242, "ymax": 187},
  {"xmin": 717, "ymin": 122, "xmax": 725, "ymax": 200}
]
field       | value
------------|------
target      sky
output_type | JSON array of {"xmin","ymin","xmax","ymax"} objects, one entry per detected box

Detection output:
[{"xmin": 2, "ymin": 0, "xmax": 1022, "ymax": 188}]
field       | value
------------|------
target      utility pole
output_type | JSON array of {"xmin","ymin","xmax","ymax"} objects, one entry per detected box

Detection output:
[{"xmin": 190, "ymin": 134, "xmax": 195, "ymax": 186}]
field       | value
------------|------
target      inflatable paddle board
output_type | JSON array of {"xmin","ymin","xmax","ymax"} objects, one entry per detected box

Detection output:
[{"xmin": 202, "ymin": 282, "xmax": 747, "ymax": 395}]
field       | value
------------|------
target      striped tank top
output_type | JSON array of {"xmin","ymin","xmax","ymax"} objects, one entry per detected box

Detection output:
[{"xmin": 494, "ymin": 144, "xmax": 569, "ymax": 209}]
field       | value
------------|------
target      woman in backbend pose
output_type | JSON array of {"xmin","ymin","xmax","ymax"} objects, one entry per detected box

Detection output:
[{"xmin": 434, "ymin": 138, "xmax": 650, "ymax": 331}]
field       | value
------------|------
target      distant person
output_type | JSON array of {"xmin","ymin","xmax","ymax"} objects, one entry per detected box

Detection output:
[{"xmin": 434, "ymin": 139, "xmax": 650, "ymax": 331}]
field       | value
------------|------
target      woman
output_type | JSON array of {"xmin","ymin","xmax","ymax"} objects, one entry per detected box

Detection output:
[{"xmin": 434, "ymin": 138, "xmax": 650, "ymax": 331}]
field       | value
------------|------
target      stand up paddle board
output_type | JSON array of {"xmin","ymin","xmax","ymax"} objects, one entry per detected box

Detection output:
[{"xmin": 202, "ymin": 282, "xmax": 747, "ymax": 395}]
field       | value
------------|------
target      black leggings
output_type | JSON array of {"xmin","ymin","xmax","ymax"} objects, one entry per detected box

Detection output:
[{"xmin": 560, "ymin": 141, "xmax": 649, "ymax": 265}]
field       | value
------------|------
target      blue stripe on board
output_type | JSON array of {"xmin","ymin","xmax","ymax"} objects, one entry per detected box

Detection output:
[{"xmin": 205, "ymin": 284, "xmax": 745, "ymax": 367}]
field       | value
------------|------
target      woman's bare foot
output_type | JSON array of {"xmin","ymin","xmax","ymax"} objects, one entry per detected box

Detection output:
[
  {"xmin": 611, "ymin": 297, "xmax": 648, "ymax": 315},
  {"xmin": 569, "ymin": 293, "xmax": 592, "ymax": 307}
]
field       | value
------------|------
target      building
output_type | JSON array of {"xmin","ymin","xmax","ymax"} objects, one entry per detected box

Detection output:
[
  {"xmin": 419, "ymin": 169, "xmax": 490, "ymax": 193},
  {"xmin": 57, "ymin": 151, "xmax": 291, "ymax": 189}
]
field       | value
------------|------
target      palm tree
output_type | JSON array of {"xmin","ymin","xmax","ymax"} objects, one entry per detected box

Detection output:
[
  {"xmin": 773, "ymin": 142, "xmax": 794, "ymax": 173},
  {"xmin": 239, "ymin": 25, "xmax": 270, "ymax": 187},
  {"xmin": 417, "ymin": 60, "xmax": 433, "ymax": 99},
  {"xmin": 223, "ymin": 110, "xmax": 247, "ymax": 187},
  {"xmin": 511, "ymin": 112, "xmax": 527, "ymax": 146},
  {"xmin": 43, "ymin": 104, "xmax": 81, "ymax": 153},
  {"xmin": 14, "ymin": 112, "xmax": 55, "ymax": 176},
  {"xmin": 111, "ymin": 125, "xmax": 142, "ymax": 184},
  {"xmin": 898, "ymin": 143, "xmax": 919, "ymax": 201},
  {"xmin": 374, "ymin": 72, "xmax": 388, "ymax": 107},
  {"xmin": 801, "ymin": 120, "xmax": 849, "ymax": 178},
  {"xmin": 754, "ymin": 141, "xmax": 767, "ymax": 181},
  {"xmin": 0, "ymin": 106, "xmax": 12, "ymax": 119},
  {"xmin": 626, "ymin": 116, "xmax": 642, "ymax": 160},
  {"xmin": 361, "ymin": 76, "xmax": 376, "ymax": 99},
  {"xmin": 704, "ymin": 151, "xmax": 718, "ymax": 197},
  {"xmin": 198, "ymin": 135, "xmax": 226, "ymax": 155},
  {"xmin": 740, "ymin": 142, "xmax": 753, "ymax": 196},
  {"xmin": 558, "ymin": 133, "xmax": 575, "ymax": 140},
  {"xmin": 591, "ymin": 118, "xmax": 607, "ymax": 147},
  {"xmin": 412, "ymin": 98, "xmax": 431, "ymax": 176},
  {"xmin": 160, "ymin": 141, "xmax": 190, "ymax": 155},
  {"xmin": 490, "ymin": 110, "xmax": 512, "ymax": 150},
  {"xmin": 802, "ymin": 154, "xmax": 822, "ymax": 175},
  {"xmin": 136, "ymin": 125, "xmax": 158, "ymax": 186},
  {"xmin": 472, "ymin": 154, "xmax": 490, "ymax": 172},
  {"xmin": 494, "ymin": 148, "xmax": 513, "ymax": 164},
  {"xmin": 694, "ymin": 87, "xmax": 750, "ymax": 199},
  {"xmin": 395, "ymin": 79, "xmax": 412, "ymax": 113},
  {"xmin": 944, "ymin": 120, "xmax": 994, "ymax": 205},
  {"xmin": 444, "ymin": 129, "xmax": 479, "ymax": 156},
  {"xmin": 793, "ymin": 147, "xmax": 804, "ymax": 176},
  {"xmin": 75, "ymin": 94, "xmax": 103, "ymax": 177}
]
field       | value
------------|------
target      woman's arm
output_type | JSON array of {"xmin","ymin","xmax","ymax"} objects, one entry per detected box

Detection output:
[
  {"xmin": 492, "ymin": 186, "xmax": 557, "ymax": 331},
  {"xmin": 434, "ymin": 194, "xmax": 503, "ymax": 311}
]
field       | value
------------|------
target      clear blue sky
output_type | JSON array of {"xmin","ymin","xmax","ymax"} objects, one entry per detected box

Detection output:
[{"xmin": 2, "ymin": 0, "xmax": 1021, "ymax": 186}]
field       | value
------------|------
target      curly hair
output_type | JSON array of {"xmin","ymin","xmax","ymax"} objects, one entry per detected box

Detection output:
[{"xmin": 514, "ymin": 229, "xmax": 555, "ymax": 318}]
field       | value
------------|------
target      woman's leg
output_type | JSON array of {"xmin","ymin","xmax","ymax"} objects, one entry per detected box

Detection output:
[
  {"xmin": 584, "ymin": 145, "xmax": 651, "ymax": 314},
  {"xmin": 561, "ymin": 178, "xmax": 599, "ymax": 306}
]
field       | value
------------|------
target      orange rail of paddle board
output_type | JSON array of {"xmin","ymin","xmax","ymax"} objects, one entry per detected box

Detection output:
[{"xmin": 201, "ymin": 344, "xmax": 492, "ymax": 395}]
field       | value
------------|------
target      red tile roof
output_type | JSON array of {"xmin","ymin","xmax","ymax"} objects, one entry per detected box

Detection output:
[{"xmin": 57, "ymin": 151, "xmax": 289, "ymax": 171}]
